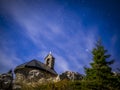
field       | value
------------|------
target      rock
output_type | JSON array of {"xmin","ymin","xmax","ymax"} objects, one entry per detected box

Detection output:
[
  {"xmin": 66, "ymin": 71, "xmax": 84, "ymax": 81},
  {"xmin": 56, "ymin": 71, "xmax": 84, "ymax": 81},
  {"xmin": 54, "ymin": 75, "xmax": 61, "ymax": 82},
  {"xmin": 0, "ymin": 69, "xmax": 13, "ymax": 90}
]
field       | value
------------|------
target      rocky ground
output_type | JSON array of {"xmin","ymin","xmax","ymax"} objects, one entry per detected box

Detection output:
[{"xmin": 0, "ymin": 70, "xmax": 83, "ymax": 90}]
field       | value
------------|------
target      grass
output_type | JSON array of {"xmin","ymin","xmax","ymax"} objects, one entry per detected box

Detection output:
[{"xmin": 20, "ymin": 80, "xmax": 81, "ymax": 90}]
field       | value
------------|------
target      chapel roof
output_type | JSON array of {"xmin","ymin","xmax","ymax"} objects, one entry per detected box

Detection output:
[{"xmin": 14, "ymin": 59, "xmax": 57, "ymax": 75}]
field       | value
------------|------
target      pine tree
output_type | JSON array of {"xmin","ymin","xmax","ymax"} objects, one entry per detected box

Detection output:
[{"xmin": 82, "ymin": 40, "xmax": 116, "ymax": 90}]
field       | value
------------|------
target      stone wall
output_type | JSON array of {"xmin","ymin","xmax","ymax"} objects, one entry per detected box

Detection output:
[{"xmin": 15, "ymin": 67, "xmax": 56, "ymax": 84}]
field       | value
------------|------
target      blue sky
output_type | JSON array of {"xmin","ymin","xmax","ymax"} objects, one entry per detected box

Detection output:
[{"xmin": 0, "ymin": 0, "xmax": 120, "ymax": 74}]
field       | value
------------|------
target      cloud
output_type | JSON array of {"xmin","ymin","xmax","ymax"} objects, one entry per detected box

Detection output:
[
  {"xmin": 54, "ymin": 53, "xmax": 70, "ymax": 73},
  {"xmin": 0, "ymin": 0, "xmax": 99, "ymax": 74},
  {"xmin": 0, "ymin": 47, "xmax": 22, "ymax": 73}
]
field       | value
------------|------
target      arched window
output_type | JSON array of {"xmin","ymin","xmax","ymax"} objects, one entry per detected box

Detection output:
[{"xmin": 46, "ymin": 58, "xmax": 50, "ymax": 66}]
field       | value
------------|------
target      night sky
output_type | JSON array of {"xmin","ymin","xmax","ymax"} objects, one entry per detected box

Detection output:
[{"xmin": 0, "ymin": 0, "xmax": 120, "ymax": 74}]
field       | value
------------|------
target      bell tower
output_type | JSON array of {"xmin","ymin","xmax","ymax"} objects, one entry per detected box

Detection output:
[{"xmin": 44, "ymin": 52, "xmax": 55, "ymax": 69}]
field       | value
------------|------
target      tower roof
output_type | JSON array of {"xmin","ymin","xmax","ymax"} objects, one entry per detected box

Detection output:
[
  {"xmin": 14, "ymin": 59, "xmax": 57, "ymax": 75},
  {"xmin": 44, "ymin": 52, "xmax": 55, "ymax": 60}
]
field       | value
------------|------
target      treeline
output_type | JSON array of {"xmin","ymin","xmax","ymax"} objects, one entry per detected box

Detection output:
[{"xmin": 21, "ymin": 40, "xmax": 120, "ymax": 90}]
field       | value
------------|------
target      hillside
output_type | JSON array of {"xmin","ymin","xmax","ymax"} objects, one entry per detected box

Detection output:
[{"xmin": 20, "ymin": 80, "xmax": 81, "ymax": 90}]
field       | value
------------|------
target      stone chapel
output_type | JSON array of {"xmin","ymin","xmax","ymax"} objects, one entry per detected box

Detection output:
[{"xmin": 14, "ymin": 52, "xmax": 57, "ymax": 83}]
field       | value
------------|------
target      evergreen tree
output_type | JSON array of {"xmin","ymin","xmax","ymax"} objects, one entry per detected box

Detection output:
[{"xmin": 82, "ymin": 39, "xmax": 118, "ymax": 90}]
